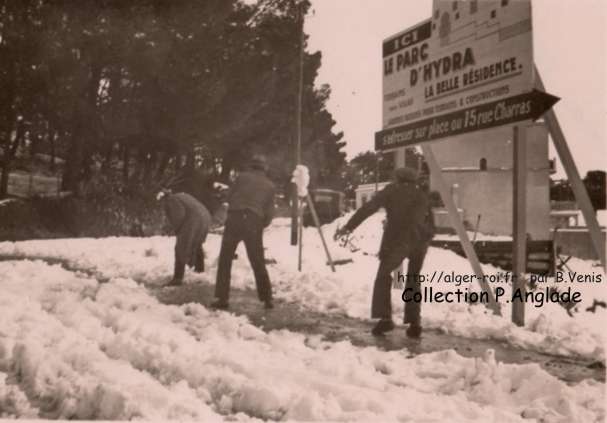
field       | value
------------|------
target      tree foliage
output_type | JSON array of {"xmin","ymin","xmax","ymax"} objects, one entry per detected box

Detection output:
[
  {"xmin": 548, "ymin": 171, "xmax": 604, "ymax": 211},
  {"xmin": 0, "ymin": 0, "xmax": 346, "ymax": 198}
]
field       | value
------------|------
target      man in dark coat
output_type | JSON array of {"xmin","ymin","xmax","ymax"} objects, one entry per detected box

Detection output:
[
  {"xmin": 334, "ymin": 167, "xmax": 435, "ymax": 337},
  {"xmin": 158, "ymin": 190, "xmax": 212, "ymax": 286},
  {"xmin": 211, "ymin": 155, "xmax": 275, "ymax": 310}
]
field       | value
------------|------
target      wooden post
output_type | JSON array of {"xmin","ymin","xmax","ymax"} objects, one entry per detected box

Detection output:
[
  {"xmin": 374, "ymin": 153, "xmax": 379, "ymax": 193},
  {"xmin": 535, "ymin": 68, "xmax": 606, "ymax": 271},
  {"xmin": 297, "ymin": 200, "xmax": 304, "ymax": 271},
  {"xmin": 472, "ymin": 214, "xmax": 482, "ymax": 244},
  {"xmin": 291, "ymin": 184, "xmax": 298, "ymax": 246},
  {"xmin": 512, "ymin": 125, "xmax": 527, "ymax": 326},
  {"xmin": 421, "ymin": 144, "xmax": 501, "ymax": 315}
]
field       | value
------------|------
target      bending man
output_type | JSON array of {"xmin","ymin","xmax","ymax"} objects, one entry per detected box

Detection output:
[{"xmin": 158, "ymin": 190, "xmax": 212, "ymax": 286}]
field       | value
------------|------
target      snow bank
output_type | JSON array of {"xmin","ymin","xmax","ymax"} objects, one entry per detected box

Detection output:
[{"xmin": 0, "ymin": 260, "xmax": 604, "ymax": 421}]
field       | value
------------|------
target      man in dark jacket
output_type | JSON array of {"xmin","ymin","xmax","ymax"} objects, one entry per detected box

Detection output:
[
  {"xmin": 158, "ymin": 190, "xmax": 212, "ymax": 286},
  {"xmin": 211, "ymin": 155, "xmax": 275, "ymax": 310},
  {"xmin": 334, "ymin": 167, "xmax": 434, "ymax": 337}
]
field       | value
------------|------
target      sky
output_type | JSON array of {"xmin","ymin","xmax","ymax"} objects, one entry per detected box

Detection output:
[{"xmin": 305, "ymin": 0, "xmax": 607, "ymax": 177}]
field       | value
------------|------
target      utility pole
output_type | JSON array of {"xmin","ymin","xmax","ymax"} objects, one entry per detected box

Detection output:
[
  {"xmin": 375, "ymin": 153, "xmax": 381, "ymax": 193},
  {"xmin": 291, "ymin": 1, "xmax": 305, "ymax": 246}
]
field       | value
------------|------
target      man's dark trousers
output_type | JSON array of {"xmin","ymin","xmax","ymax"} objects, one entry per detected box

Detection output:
[
  {"xmin": 371, "ymin": 243, "xmax": 428, "ymax": 323},
  {"xmin": 215, "ymin": 210, "xmax": 272, "ymax": 302}
]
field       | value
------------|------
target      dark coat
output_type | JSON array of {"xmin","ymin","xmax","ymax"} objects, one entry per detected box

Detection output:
[
  {"xmin": 227, "ymin": 169, "xmax": 275, "ymax": 227},
  {"xmin": 164, "ymin": 192, "xmax": 211, "ymax": 266},
  {"xmin": 344, "ymin": 181, "xmax": 434, "ymax": 259},
  {"xmin": 172, "ymin": 168, "xmax": 221, "ymax": 215}
]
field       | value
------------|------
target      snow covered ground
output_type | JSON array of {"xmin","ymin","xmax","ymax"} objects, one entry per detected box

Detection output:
[
  {"xmin": 0, "ymin": 215, "xmax": 605, "ymax": 421},
  {"xmin": 2, "ymin": 214, "xmax": 604, "ymax": 360}
]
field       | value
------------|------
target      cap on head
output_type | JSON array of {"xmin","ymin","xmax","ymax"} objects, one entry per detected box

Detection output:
[
  {"xmin": 250, "ymin": 154, "xmax": 269, "ymax": 172},
  {"xmin": 394, "ymin": 167, "xmax": 419, "ymax": 183}
]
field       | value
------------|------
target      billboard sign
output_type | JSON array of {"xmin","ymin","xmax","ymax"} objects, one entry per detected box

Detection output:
[{"xmin": 379, "ymin": 0, "xmax": 535, "ymax": 149}]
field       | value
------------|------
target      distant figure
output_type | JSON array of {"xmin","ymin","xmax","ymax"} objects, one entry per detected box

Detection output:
[
  {"xmin": 157, "ymin": 190, "xmax": 212, "ymax": 286},
  {"xmin": 211, "ymin": 154, "xmax": 276, "ymax": 310},
  {"xmin": 334, "ymin": 168, "xmax": 435, "ymax": 337}
]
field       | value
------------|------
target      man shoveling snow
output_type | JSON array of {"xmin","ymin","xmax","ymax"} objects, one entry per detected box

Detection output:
[
  {"xmin": 157, "ymin": 190, "xmax": 212, "ymax": 286},
  {"xmin": 334, "ymin": 167, "xmax": 434, "ymax": 337}
]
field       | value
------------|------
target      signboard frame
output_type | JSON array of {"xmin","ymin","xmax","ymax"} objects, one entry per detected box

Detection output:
[
  {"xmin": 381, "ymin": 0, "xmax": 534, "ymax": 133},
  {"xmin": 377, "ymin": 2, "xmax": 603, "ymax": 325}
]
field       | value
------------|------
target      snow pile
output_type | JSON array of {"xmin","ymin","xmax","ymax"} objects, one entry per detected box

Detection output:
[
  {"xmin": 0, "ymin": 259, "xmax": 604, "ymax": 422},
  {"xmin": 0, "ymin": 236, "xmax": 178, "ymax": 284}
]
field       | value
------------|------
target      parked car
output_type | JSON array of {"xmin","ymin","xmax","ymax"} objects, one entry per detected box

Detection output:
[{"xmin": 303, "ymin": 188, "xmax": 345, "ymax": 227}]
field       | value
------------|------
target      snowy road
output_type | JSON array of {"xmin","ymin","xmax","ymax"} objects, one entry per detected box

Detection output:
[{"xmin": 155, "ymin": 283, "xmax": 604, "ymax": 384}]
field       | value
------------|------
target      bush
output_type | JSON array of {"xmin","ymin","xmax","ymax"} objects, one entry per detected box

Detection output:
[
  {"xmin": 73, "ymin": 177, "xmax": 166, "ymax": 237},
  {"xmin": 0, "ymin": 177, "xmax": 167, "ymax": 241}
]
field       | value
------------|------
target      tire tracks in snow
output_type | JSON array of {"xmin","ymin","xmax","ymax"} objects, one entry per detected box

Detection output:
[
  {"xmin": 2, "ymin": 254, "xmax": 605, "ymax": 388},
  {"xmin": 0, "ymin": 259, "xmax": 220, "ymax": 420},
  {"xmin": 1, "ymin": 256, "xmax": 605, "ymax": 422}
]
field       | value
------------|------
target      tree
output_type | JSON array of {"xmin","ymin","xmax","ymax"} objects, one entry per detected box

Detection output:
[
  {"xmin": 0, "ymin": 0, "xmax": 49, "ymax": 197},
  {"xmin": 584, "ymin": 170, "xmax": 606, "ymax": 210},
  {"xmin": 0, "ymin": 0, "xmax": 347, "ymax": 199}
]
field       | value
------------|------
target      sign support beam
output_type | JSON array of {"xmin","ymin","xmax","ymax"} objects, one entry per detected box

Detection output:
[
  {"xmin": 535, "ymin": 68, "xmax": 606, "ymax": 271},
  {"xmin": 512, "ymin": 125, "xmax": 527, "ymax": 326},
  {"xmin": 421, "ymin": 144, "xmax": 501, "ymax": 315}
]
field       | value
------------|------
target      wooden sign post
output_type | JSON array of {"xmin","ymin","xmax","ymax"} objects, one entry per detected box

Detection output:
[{"xmin": 512, "ymin": 125, "xmax": 527, "ymax": 326}]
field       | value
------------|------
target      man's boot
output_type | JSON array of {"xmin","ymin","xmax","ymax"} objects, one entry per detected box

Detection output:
[
  {"xmin": 210, "ymin": 299, "xmax": 229, "ymax": 310},
  {"xmin": 371, "ymin": 318, "xmax": 395, "ymax": 336},
  {"xmin": 406, "ymin": 323, "xmax": 422, "ymax": 339},
  {"xmin": 404, "ymin": 310, "xmax": 422, "ymax": 338},
  {"xmin": 167, "ymin": 258, "xmax": 185, "ymax": 286},
  {"xmin": 194, "ymin": 248, "xmax": 205, "ymax": 273}
]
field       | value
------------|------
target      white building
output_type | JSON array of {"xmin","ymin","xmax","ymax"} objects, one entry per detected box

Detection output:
[{"xmin": 386, "ymin": 122, "xmax": 551, "ymax": 240}]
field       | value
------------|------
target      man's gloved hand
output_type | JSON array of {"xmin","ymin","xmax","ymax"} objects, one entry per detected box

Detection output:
[{"xmin": 333, "ymin": 227, "xmax": 351, "ymax": 241}]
